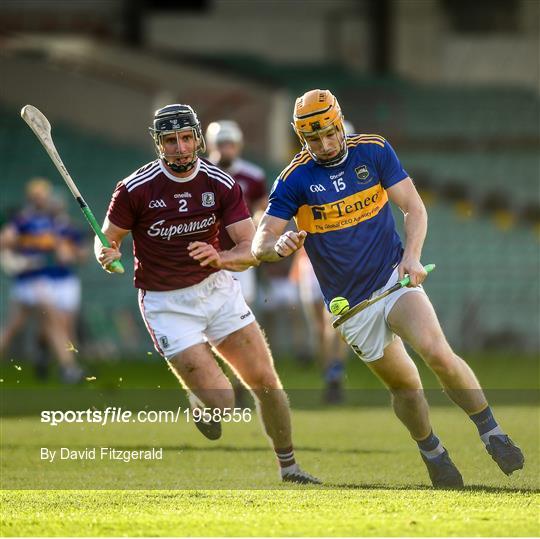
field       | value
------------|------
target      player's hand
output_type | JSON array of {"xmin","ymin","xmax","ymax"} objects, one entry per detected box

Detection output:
[
  {"xmin": 188, "ymin": 241, "xmax": 222, "ymax": 268},
  {"xmin": 98, "ymin": 241, "xmax": 121, "ymax": 273},
  {"xmin": 398, "ymin": 257, "xmax": 426, "ymax": 287},
  {"xmin": 274, "ymin": 230, "xmax": 307, "ymax": 258},
  {"xmin": 55, "ymin": 240, "xmax": 76, "ymax": 265}
]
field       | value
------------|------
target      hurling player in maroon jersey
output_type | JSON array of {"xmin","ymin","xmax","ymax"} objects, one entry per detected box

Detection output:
[{"xmin": 95, "ymin": 104, "xmax": 320, "ymax": 485}]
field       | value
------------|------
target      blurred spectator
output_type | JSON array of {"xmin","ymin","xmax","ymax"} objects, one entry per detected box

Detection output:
[
  {"xmin": 205, "ymin": 120, "xmax": 267, "ymax": 304},
  {"xmin": 0, "ymin": 178, "xmax": 84, "ymax": 383}
]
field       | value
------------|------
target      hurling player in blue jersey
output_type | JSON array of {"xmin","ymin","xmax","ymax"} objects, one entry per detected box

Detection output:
[
  {"xmin": 252, "ymin": 89, "xmax": 524, "ymax": 488},
  {"xmin": 0, "ymin": 178, "xmax": 83, "ymax": 383}
]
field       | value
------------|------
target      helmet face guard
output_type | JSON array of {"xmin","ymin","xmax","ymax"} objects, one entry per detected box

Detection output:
[
  {"xmin": 149, "ymin": 104, "xmax": 206, "ymax": 173},
  {"xmin": 292, "ymin": 89, "xmax": 347, "ymax": 166}
]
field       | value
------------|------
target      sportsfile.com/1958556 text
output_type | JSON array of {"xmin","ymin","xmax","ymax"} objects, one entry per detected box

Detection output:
[{"xmin": 40, "ymin": 407, "xmax": 252, "ymax": 426}]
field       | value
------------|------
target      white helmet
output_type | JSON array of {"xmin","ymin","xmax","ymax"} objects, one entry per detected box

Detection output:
[{"xmin": 205, "ymin": 120, "xmax": 243, "ymax": 150}]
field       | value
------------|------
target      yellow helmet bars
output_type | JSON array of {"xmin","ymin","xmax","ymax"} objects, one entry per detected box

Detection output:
[{"xmin": 292, "ymin": 89, "xmax": 347, "ymax": 165}]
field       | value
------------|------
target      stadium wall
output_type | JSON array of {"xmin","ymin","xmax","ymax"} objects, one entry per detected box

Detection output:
[{"xmin": 0, "ymin": 38, "xmax": 276, "ymax": 156}]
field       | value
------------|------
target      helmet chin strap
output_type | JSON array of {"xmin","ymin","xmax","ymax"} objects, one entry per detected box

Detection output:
[
  {"xmin": 304, "ymin": 140, "xmax": 348, "ymax": 167},
  {"xmin": 165, "ymin": 158, "xmax": 196, "ymax": 173},
  {"xmin": 161, "ymin": 145, "xmax": 198, "ymax": 173},
  {"xmin": 319, "ymin": 145, "xmax": 349, "ymax": 167}
]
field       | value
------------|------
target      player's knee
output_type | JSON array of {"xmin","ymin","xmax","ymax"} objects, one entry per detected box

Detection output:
[
  {"xmin": 245, "ymin": 366, "xmax": 282, "ymax": 391},
  {"xmin": 389, "ymin": 372, "xmax": 424, "ymax": 403},
  {"xmin": 421, "ymin": 340, "xmax": 457, "ymax": 376},
  {"xmin": 217, "ymin": 389, "xmax": 236, "ymax": 410},
  {"xmin": 391, "ymin": 386, "xmax": 425, "ymax": 405},
  {"xmin": 200, "ymin": 388, "xmax": 235, "ymax": 410}
]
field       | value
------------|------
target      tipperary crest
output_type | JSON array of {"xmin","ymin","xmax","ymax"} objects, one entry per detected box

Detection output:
[
  {"xmin": 354, "ymin": 165, "xmax": 370, "ymax": 183},
  {"xmin": 201, "ymin": 192, "xmax": 215, "ymax": 207},
  {"xmin": 159, "ymin": 336, "xmax": 169, "ymax": 349}
]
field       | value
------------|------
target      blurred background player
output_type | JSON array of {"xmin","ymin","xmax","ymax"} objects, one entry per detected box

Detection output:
[
  {"xmin": 206, "ymin": 120, "xmax": 268, "ymax": 406},
  {"xmin": 0, "ymin": 178, "xmax": 84, "ymax": 383},
  {"xmin": 205, "ymin": 119, "xmax": 267, "ymax": 304},
  {"xmin": 35, "ymin": 192, "xmax": 88, "ymax": 377},
  {"xmin": 289, "ymin": 120, "xmax": 356, "ymax": 404}
]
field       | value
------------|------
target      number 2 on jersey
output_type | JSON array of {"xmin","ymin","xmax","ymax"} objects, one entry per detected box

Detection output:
[{"xmin": 178, "ymin": 199, "xmax": 188, "ymax": 212}]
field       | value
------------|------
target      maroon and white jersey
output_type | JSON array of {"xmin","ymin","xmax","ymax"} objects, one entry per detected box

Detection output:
[
  {"xmin": 107, "ymin": 158, "xmax": 250, "ymax": 291},
  {"xmin": 218, "ymin": 158, "xmax": 267, "ymax": 250}
]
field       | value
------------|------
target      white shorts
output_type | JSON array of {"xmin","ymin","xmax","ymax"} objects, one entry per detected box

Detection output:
[
  {"xmin": 11, "ymin": 276, "xmax": 55, "ymax": 307},
  {"xmin": 51, "ymin": 275, "xmax": 81, "ymax": 312},
  {"xmin": 11, "ymin": 275, "xmax": 81, "ymax": 312},
  {"xmin": 138, "ymin": 270, "xmax": 256, "ymax": 359},
  {"xmin": 336, "ymin": 268, "xmax": 426, "ymax": 362}
]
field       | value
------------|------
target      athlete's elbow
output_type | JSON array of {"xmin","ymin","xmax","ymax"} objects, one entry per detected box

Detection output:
[
  {"xmin": 416, "ymin": 203, "xmax": 428, "ymax": 224},
  {"xmin": 405, "ymin": 201, "xmax": 427, "ymax": 223},
  {"xmin": 251, "ymin": 244, "xmax": 271, "ymax": 262},
  {"xmin": 250, "ymin": 238, "xmax": 262, "ymax": 260},
  {"xmin": 238, "ymin": 251, "xmax": 260, "ymax": 269}
]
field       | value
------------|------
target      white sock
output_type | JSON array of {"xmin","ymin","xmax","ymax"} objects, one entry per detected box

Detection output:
[
  {"xmin": 419, "ymin": 442, "xmax": 445, "ymax": 460},
  {"xmin": 481, "ymin": 426, "xmax": 505, "ymax": 446},
  {"xmin": 280, "ymin": 462, "xmax": 299, "ymax": 476}
]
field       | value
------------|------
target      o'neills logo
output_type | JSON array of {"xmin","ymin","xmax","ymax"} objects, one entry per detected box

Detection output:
[{"xmin": 147, "ymin": 215, "xmax": 216, "ymax": 240}]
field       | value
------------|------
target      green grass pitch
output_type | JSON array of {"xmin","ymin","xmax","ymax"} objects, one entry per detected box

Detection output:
[{"xmin": 1, "ymin": 403, "xmax": 538, "ymax": 536}]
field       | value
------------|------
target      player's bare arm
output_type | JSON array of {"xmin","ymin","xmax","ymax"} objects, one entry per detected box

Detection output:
[
  {"xmin": 252, "ymin": 213, "xmax": 307, "ymax": 262},
  {"xmin": 0, "ymin": 225, "xmax": 18, "ymax": 251},
  {"xmin": 94, "ymin": 217, "xmax": 130, "ymax": 273},
  {"xmin": 387, "ymin": 177, "xmax": 428, "ymax": 286},
  {"xmin": 188, "ymin": 218, "xmax": 259, "ymax": 272},
  {"xmin": 251, "ymin": 196, "xmax": 269, "ymax": 227}
]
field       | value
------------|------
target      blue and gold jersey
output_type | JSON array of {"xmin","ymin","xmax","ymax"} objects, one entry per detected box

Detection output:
[
  {"xmin": 267, "ymin": 134, "xmax": 409, "ymax": 308},
  {"xmin": 10, "ymin": 208, "xmax": 83, "ymax": 280}
]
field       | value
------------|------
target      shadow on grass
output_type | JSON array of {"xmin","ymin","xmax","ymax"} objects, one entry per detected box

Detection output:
[
  {"xmin": 327, "ymin": 482, "xmax": 540, "ymax": 493},
  {"xmin": 463, "ymin": 484, "xmax": 540, "ymax": 494},
  {"xmin": 175, "ymin": 444, "xmax": 396, "ymax": 455},
  {"xmin": 1, "ymin": 443, "xmax": 396, "ymax": 455}
]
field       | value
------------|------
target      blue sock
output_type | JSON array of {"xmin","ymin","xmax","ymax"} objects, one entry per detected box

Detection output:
[
  {"xmin": 416, "ymin": 430, "xmax": 445, "ymax": 459},
  {"xmin": 469, "ymin": 406, "xmax": 504, "ymax": 446}
]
